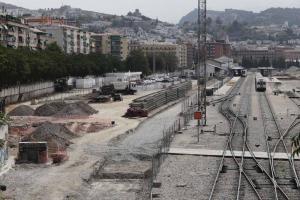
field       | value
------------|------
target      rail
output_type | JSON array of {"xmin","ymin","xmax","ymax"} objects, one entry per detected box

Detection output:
[
  {"xmin": 260, "ymin": 91, "xmax": 300, "ymax": 197},
  {"xmin": 209, "ymin": 75, "xmax": 292, "ymax": 200}
]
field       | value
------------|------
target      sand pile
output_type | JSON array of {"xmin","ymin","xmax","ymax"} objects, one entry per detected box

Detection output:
[
  {"xmin": 23, "ymin": 122, "xmax": 77, "ymax": 149},
  {"xmin": 8, "ymin": 105, "xmax": 34, "ymax": 116},
  {"xmin": 34, "ymin": 101, "xmax": 97, "ymax": 117}
]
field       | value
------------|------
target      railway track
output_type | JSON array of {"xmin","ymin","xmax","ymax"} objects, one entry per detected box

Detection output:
[
  {"xmin": 208, "ymin": 74, "xmax": 298, "ymax": 200},
  {"xmin": 259, "ymin": 91, "xmax": 300, "ymax": 199}
]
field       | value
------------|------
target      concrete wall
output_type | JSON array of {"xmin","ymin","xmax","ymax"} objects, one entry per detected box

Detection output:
[
  {"xmin": 0, "ymin": 125, "xmax": 8, "ymax": 140},
  {"xmin": 0, "ymin": 125, "xmax": 8, "ymax": 167},
  {"xmin": 0, "ymin": 82, "xmax": 55, "ymax": 105}
]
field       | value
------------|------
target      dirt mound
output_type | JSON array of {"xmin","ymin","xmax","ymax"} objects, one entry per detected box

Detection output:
[
  {"xmin": 23, "ymin": 122, "xmax": 77, "ymax": 149},
  {"xmin": 34, "ymin": 101, "xmax": 67, "ymax": 116},
  {"xmin": 55, "ymin": 102, "xmax": 98, "ymax": 117},
  {"xmin": 8, "ymin": 105, "xmax": 34, "ymax": 116},
  {"xmin": 35, "ymin": 101, "xmax": 97, "ymax": 117}
]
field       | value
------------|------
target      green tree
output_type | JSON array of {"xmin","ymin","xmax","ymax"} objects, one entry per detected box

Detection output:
[{"xmin": 126, "ymin": 50, "xmax": 151, "ymax": 74}]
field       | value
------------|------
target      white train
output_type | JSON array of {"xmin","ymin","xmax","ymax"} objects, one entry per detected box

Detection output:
[{"xmin": 255, "ymin": 73, "xmax": 266, "ymax": 92}]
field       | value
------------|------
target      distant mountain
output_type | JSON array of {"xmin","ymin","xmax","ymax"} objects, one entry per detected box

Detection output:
[
  {"xmin": 0, "ymin": 2, "xmax": 176, "ymax": 40},
  {"xmin": 0, "ymin": 1, "xmax": 22, "ymax": 9},
  {"xmin": 179, "ymin": 8, "xmax": 300, "ymax": 26}
]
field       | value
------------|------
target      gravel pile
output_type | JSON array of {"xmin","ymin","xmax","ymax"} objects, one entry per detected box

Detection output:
[
  {"xmin": 34, "ymin": 101, "xmax": 67, "ymax": 116},
  {"xmin": 34, "ymin": 101, "xmax": 97, "ymax": 117},
  {"xmin": 23, "ymin": 122, "xmax": 77, "ymax": 148},
  {"xmin": 55, "ymin": 102, "xmax": 97, "ymax": 117},
  {"xmin": 8, "ymin": 105, "xmax": 35, "ymax": 116}
]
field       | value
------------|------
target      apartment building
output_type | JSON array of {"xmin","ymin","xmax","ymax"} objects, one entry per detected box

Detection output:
[
  {"xmin": 207, "ymin": 40, "xmax": 232, "ymax": 59},
  {"xmin": 232, "ymin": 48, "xmax": 275, "ymax": 63},
  {"xmin": 0, "ymin": 13, "xmax": 50, "ymax": 50},
  {"xmin": 186, "ymin": 42, "xmax": 194, "ymax": 68},
  {"xmin": 40, "ymin": 25, "xmax": 91, "ymax": 54},
  {"xmin": 25, "ymin": 16, "xmax": 65, "ymax": 26},
  {"xmin": 176, "ymin": 44, "xmax": 188, "ymax": 68},
  {"xmin": 91, "ymin": 33, "xmax": 129, "ymax": 60},
  {"xmin": 137, "ymin": 42, "xmax": 178, "ymax": 55}
]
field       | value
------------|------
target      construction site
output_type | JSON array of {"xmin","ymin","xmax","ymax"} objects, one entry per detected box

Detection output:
[
  {"xmin": 0, "ymin": 1, "xmax": 300, "ymax": 200},
  {"xmin": 0, "ymin": 78, "xmax": 197, "ymax": 199}
]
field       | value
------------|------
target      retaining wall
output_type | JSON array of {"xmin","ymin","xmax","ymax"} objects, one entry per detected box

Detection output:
[{"xmin": 0, "ymin": 82, "xmax": 55, "ymax": 105}]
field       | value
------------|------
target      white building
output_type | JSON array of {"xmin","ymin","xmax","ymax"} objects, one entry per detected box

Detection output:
[
  {"xmin": 104, "ymin": 72, "xmax": 142, "ymax": 84},
  {"xmin": 40, "ymin": 25, "xmax": 92, "ymax": 54}
]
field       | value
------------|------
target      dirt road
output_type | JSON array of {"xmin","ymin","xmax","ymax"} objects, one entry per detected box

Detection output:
[{"xmin": 0, "ymin": 90, "xmax": 156, "ymax": 200}]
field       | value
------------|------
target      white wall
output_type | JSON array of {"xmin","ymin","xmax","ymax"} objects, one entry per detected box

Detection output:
[
  {"xmin": 0, "ymin": 82, "xmax": 55, "ymax": 104},
  {"xmin": 0, "ymin": 125, "xmax": 8, "ymax": 140}
]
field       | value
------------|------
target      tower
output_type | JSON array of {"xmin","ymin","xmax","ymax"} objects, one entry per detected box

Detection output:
[{"xmin": 197, "ymin": 0, "xmax": 207, "ymax": 126}]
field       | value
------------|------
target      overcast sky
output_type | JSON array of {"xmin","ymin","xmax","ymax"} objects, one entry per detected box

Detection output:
[{"xmin": 3, "ymin": 0, "xmax": 300, "ymax": 23}]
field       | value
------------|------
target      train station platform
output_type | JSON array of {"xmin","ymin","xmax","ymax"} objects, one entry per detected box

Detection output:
[
  {"xmin": 167, "ymin": 148, "xmax": 300, "ymax": 160},
  {"xmin": 214, "ymin": 77, "xmax": 240, "ymax": 96}
]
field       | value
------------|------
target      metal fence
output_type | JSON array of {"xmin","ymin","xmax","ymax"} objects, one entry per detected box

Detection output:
[{"xmin": 149, "ymin": 92, "xmax": 198, "ymax": 197}]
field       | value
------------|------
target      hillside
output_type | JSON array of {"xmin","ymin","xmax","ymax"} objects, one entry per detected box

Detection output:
[
  {"xmin": 0, "ymin": 2, "xmax": 179, "ymax": 41},
  {"xmin": 179, "ymin": 8, "xmax": 300, "ymax": 26}
]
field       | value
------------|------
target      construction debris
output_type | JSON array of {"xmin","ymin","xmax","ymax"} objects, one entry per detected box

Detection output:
[{"xmin": 8, "ymin": 105, "xmax": 34, "ymax": 116}]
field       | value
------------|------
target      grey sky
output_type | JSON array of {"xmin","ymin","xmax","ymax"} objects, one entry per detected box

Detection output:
[{"xmin": 3, "ymin": 0, "xmax": 300, "ymax": 23}]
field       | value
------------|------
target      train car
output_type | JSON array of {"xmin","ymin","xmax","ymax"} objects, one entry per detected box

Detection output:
[
  {"xmin": 255, "ymin": 73, "xmax": 266, "ymax": 92},
  {"xmin": 241, "ymin": 69, "xmax": 247, "ymax": 77}
]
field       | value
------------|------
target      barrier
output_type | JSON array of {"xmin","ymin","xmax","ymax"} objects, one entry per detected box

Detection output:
[{"xmin": 0, "ymin": 82, "xmax": 55, "ymax": 105}]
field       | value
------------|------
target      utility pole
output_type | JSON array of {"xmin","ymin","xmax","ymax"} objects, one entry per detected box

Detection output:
[{"xmin": 152, "ymin": 51, "xmax": 156, "ymax": 74}]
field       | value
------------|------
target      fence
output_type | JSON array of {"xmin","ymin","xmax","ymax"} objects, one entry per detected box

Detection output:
[
  {"xmin": 149, "ymin": 91, "xmax": 198, "ymax": 197},
  {"xmin": 36, "ymin": 88, "xmax": 93, "ymax": 104},
  {"xmin": 0, "ymin": 82, "xmax": 55, "ymax": 105}
]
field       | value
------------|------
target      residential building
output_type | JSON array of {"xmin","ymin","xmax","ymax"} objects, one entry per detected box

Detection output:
[
  {"xmin": 25, "ymin": 16, "xmax": 65, "ymax": 26},
  {"xmin": 111, "ymin": 34, "xmax": 129, "ymax": 60},
  {"xmin": 135, "ymin": 42, "xmax": 177, "ymax": 55},
  {"xmin": 207, "ymin": 40, "xmax": 232, "ymax": 59},
  {"xmin": 0, "ymin": 13, "xmax": 51, "ymax": 50},
  {"xmin": 176, "ymin": 44, "xmax": 188, "ymax": 68},
  {"xmin": 40, "ymin": 25, "xmax": 92, "ymax": 54},
  {"xmin": 91, "ymin": 33, "xmax": 129, "ymax": 60},
  {"xmin": 91, "ymin": 33, "xmax": 111, "ymax": 54},
  {"xmin": 186, "ymin": 42, "xmax": 194, "ymax": 68}
]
